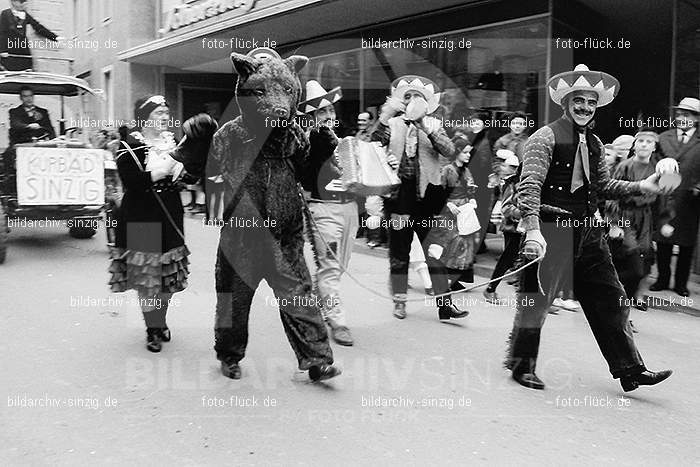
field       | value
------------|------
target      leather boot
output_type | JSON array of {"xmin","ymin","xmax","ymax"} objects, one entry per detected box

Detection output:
[
  {"xmin": 309, "ymin": 364, "xmax": 342, "ymax": 382},
  {"xmin": 438, "ymin": 296, "xmax": 470, "ymax": 320},
  {"xmin": 146, "ymin": 328, "xmax": 162, "ymax": 353},
  {"xmin": 221, "ymin": 360, "xmax": 242, "ymax": 379},
  {"xmin": 620, "ymin": 369, "xmax": 672, "ymax": 392},
  {"xmin": 507, "ymin": 327, "xmax": 545, "ymax": 390}
]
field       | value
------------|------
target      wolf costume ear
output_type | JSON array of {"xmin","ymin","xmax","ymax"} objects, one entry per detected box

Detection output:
[
  {"xmin": 230, "ymin": 53, "xmax": 259, "ymax": 78},
  {"xmin": 284, "ymin": 55, "xmax": 308, "ymax": 74}
]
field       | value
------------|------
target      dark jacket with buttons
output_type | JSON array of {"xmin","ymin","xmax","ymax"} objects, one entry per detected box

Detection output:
[
  {"xmin": 655, "ymin": 128, "xmax": 700, "ymax": 246},
  {"xmin": 0, "ymin": 8, "xmax": 57, "ymax": 71}
]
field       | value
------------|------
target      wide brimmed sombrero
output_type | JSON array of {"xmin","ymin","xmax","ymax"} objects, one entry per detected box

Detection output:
[
  {"xmin": 547, "ymin": 64, "xmax": 619, "ymax": 107},
  {"xmin": 299, "ymin": 80, "xmax": 342, "ymax": 114},
  {"xmin": 391, "ymin": 75, "xmax": 441, "ymax": 114},
  {"xmin": 247, "ymin": 47, "xmax": 281, "ymax": 61}
]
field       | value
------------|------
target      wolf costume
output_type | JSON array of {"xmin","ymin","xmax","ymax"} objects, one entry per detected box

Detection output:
[{"xmin": 180, "ymin": 48, "xmax": 337, "ymax": 381}]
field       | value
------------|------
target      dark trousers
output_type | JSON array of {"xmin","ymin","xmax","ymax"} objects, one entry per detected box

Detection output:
[
  {"xmin": 386, "ymin": 180, "xmax": 449, "ymax": 303},
  {"xmin": 474, "ymin": 189, "xmax": 492, "ymax": 252},
  {"xmin": 487, "ymin": 231, "xmax": 523, "ymax": 292},
  {"xmin": 610, "ymin": 239, "xmax": 645, "ymax": 299},
  {"xmin": 510, "ymin": 222, "xmax": 645, "ymax": 378},
  {"xmin": 213, "ymin": 230, "xmax": 333, "ymax": 370},
  {"xmin": 655, "ymin": 243, "xmax": 694, "ymax": 290}
]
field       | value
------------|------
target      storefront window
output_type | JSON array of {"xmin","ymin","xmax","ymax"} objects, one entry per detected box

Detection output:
[
  {"xmin": 300, "ymin": 17, "xmax": 548, "ymax": 136},
  {"xmin": 673, "ymin": 0, "xmax": 700, "ymax": 104}
]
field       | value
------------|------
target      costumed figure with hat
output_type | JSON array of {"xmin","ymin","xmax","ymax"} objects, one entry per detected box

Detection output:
[
  {"xmin": 370, "ymin": 75, "xmax": 469, "ymax": 321},
  {"xmin": 506, "ymin": 64, "xmax": 674, "ymax": 392},
  {"xmin": 190, "ymin": 48, "xmax": 339, "ymax": 382},
  {"xmin": 606, "ymin": 129, "xmax": 677, "ymax": 314},
  {"xmin": 651, "ymin": 97, "xmax": 700, "ymax": 297},
  {"xmin": 109, "ymin": 95, "xmax": 216, "ymax": 352},
  {"xmin": 299, "ymin": 80, "xmax": 358, "ymax": 347}
]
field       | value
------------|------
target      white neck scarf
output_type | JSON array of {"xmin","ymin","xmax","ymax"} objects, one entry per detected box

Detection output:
[{"xmin": 12, "ymin": 9, "xmax": 27, "ymax": 20}]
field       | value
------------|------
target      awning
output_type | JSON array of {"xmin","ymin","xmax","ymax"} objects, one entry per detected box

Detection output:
[
  {"xmin": 0, "ymin": 72, "xmax": 100, "ymax": 96},
  {"xmin": 117, "ymin": 0, "xmax": 483, "ymax": 73}
]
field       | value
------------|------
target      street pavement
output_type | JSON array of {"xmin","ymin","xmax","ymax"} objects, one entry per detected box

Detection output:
[{"xmin": 1, "ymin": 216, "xmax": 698, "ymax": 465}]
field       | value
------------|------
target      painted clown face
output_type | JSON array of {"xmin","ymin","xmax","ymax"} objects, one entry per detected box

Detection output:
[
  {"xmin": 564, "ymin": 90, "xmax": 598, "ymax": 127},
  {"xmin": 402, "ymin": 90, "xmax": 425, "ymax": 105},
  {"xmin": 312, "ymin": 104, "xmax": 336, "ymax": 127}
]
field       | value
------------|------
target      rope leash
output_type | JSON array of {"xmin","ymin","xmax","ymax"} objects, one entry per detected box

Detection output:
[{"xmin": 298, "ymin": 188, "xmax": 544, "ymax": 303}]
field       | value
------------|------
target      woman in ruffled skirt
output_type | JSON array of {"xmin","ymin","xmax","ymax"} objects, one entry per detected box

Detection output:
[
  {"xmin": 108, "ymin": 95, "xmax": 190, "ymax": 352},
  {"xmin": 427, "ymin": 142, "xmax": 478, "ymax": 292}
]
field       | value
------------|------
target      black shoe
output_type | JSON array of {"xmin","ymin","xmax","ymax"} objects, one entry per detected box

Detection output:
[
  {"xmin": 649, "ymin": 282, "xmax": 669, "ymax": 292},
  {"xmin": 146, "ymin": 328, "xmax": 162, "ymax": 353},
  {"xmin": 221, "ymin": 361, "xmax": 242, "ymax": 379},
  {"xmin": 309, "ymin": 364, "xmax": 342, "ymax": 382},
  {"xmin": 438, "ymin": 303, "xmax": 470, "ymax": 320},
  {"xmin": 512, "ymin": 371, "xmax": 545, "ymax": 390},
  {"xmin": 393, "ymin": 302, "xmax": 407, "ymax": 319},
  {"xmin": 620, "ymin": 369, "xmax": 672, "ymax": 392},
  {"xmin": 673, "ymin": 287, "xmax": 690, "ymax": 297},
  {"xmin": 157, "ymin": 326, "xmax": 171, "ymax": 342}
]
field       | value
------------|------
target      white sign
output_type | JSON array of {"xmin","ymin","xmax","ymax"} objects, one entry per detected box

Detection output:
[{"xmin": 16, "ymin": 147, "xmax": 106, "ymax": 205}]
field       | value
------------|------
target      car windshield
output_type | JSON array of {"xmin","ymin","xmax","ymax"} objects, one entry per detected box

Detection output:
[{"xmin": 0, "ymin": 92, "xmax": 89, "ymax": 149}]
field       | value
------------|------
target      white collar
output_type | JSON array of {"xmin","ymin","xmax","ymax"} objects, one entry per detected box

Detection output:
[
  {"xmin": 678, "ymin": 127, "xmax": 696, "ymax": 137},
  {"xmin": 11, "ymin": 9, "xmax": 26, "ymax": 20}
]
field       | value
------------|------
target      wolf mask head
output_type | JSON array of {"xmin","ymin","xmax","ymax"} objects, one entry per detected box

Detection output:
[{"xmin": 230, "ymin": 49, "xmax": 308, "ymax": 125}]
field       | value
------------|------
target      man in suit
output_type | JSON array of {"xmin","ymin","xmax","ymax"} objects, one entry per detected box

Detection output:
[
  {"xmin": 651, "ymin": 97, "xmax": 700, "ymax": 296},
  {"xmin": 9, "ymin": 85, "xmax": 55, "ymax": 144},
  {"xmin": 0, "ymin": 0, "xmax": 58, "ymax": 71}
]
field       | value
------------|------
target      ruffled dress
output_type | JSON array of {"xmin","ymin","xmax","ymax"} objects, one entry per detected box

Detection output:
[
  {"xmin": 431, "ymin": 163, "xmax": 477, "ymax": 270},
  {"xmin": 108, "ymin": 131, "xmax": 190, "ymax": 297}
]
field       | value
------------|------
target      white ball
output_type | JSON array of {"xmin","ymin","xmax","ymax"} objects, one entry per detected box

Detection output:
[{"xmin": 660, "ymin": 224, "xmax": 675, "ymax": 238}]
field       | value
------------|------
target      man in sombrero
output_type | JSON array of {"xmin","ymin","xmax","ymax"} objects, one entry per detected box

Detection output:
[
  {"xmin": 506, "ymin": 64, "xmax": 673, "ymax": 392},
  {"xmin": 299, "ymin": 80, "xmax": 358, "ymax": 346},
  {"xmin": 371, "ymin": 75, "xmax": 469, "ymax": 321}
]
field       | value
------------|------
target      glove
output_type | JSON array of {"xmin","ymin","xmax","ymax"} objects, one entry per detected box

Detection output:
[
  {"xmin": 183, "ymin": 113, "xmax": 219, "ymax": 140},
  {"xmin": 655, "ymin": 158, "xmax": 679, "ymax": 174},
  {"xmin": 379, "ymin": 96, "xmax": 405, "ymax": 123},
  {"xmin": 609, "ymin": 225, "xmax": 624, "ymax": 239},
  {"xmin": 170, "ymin": 113, "xmax": 219, "ymax": 177},
  {"xmin": 522, "ymin": 229, "xmax": 546, "ymax": 260},
  {"xmin": 427, "ymin": 244, "xmax": 444, "ymax": 260}
]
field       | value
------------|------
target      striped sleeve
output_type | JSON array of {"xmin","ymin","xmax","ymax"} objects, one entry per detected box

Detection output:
[
  {"xmin": 425, "ymin": 122, "xmax": 455, "ymax": 159},
  {"xmin": 517, "ymin": 126, "xmax": 555, "ymax": 231},
  {"xmin": 593, "ymin": 135, "xmax": 642, "ymax": 198}
]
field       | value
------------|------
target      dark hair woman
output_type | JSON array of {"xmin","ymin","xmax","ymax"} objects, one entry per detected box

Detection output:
[{"xmin": 108, "ymin": 95, "xmax": 189, "ymax": 352}]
